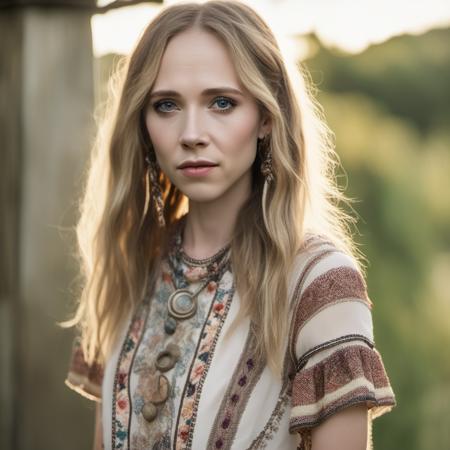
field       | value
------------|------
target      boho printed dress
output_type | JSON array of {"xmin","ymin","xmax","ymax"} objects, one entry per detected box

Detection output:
[{"xmin": 66, "ymin": 227, "xmax": 396, "ymax": 450}]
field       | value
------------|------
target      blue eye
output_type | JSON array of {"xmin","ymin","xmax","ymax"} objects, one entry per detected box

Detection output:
[
  {"xmin": 212, "ymin": 97, "xmax": 236, "ymax": 112},
  {"xmin": 152, "ymin": 97, "xmax": 236, "ymax": 114},
  {"xmin": 153, "ymin": 100, "xmax": 177, "ymax": 113}
]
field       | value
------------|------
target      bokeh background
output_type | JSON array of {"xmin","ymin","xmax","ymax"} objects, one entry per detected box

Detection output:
[{"xmin": 1, "ymin": 0, "xmax": 449, "ymax": 449}]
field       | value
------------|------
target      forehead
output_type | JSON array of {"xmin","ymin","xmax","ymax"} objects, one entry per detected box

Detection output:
[{"xmin": 151, "ymin": 28, "xmax": 243, "ymax": 92}]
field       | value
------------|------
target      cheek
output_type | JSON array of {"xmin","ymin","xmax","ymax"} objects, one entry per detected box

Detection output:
[
  {"xmin": 146, "ymin": 117, "xmax": 162, "ymax": 148},
  {"xmin": 231, "ymin": 104, "xmax": 260, "ymax": 141},
  {"xmin": 145, "ymin": 117, "xmax": 172, "ymax": 162},
  {"xmin": 225, "ymin": 113, "xmax": 259, "ymax": 158}
]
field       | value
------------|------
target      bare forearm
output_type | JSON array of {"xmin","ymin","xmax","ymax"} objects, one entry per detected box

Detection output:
[{"xmin": 311, "ymin": 405, "xmax": 369, "ymax": 450}]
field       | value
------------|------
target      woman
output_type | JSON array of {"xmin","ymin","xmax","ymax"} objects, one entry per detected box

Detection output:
[{"xmin": 63, "ymin": 1, "xmax": 396, "ymax": 449}]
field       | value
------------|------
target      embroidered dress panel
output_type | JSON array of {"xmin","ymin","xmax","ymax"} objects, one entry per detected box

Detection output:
[{"xmin": 65, "ymin": 232, "xmax": 396, "ymax": 450}]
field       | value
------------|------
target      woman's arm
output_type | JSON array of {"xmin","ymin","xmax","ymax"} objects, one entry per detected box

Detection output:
[
  {"xmin": 93, "ymin": 402, "xmax": 103, "ymax": 450},
  {"xmin": 311, "ymin": 405, "xmax": 369, "ymax": 450}
]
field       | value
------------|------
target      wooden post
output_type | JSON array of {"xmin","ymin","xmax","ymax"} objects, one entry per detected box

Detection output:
[
  {"xmin": 0, "ymin": 10, "xmax": 24, "ymax": 450},
  {"xmin": 1, "ymin": 1, "xmax": 164, "ymax": 448},
  {"xmin": 0, "ymin": 3, "xmax": 95, "ymax": 449}
]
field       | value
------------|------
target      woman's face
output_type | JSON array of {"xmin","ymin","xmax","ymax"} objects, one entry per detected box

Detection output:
[{"xmin": 145, "ymin": 28, "xmax": 270, "ymax": 206}]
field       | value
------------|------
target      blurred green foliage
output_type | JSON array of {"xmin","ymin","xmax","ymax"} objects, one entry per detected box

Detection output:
[{"xmin": 303, "ymin": 27, "xmax": 450, "ymax": 450}]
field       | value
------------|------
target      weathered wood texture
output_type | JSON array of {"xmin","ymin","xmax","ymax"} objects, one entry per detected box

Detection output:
[
  {"xmin": 0, "ymin": 10, "xmax": 23, "ymax": 450},
  {"xmin": 0, "ymin": 7, "xmax": 95, "ymax": 450}
]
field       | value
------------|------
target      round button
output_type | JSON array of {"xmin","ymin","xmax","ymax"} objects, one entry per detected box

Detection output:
[
  {"xmin": 155, "ymin": 352, "xmax": 175, "ymax": 372},
  {"xmin": 155, "ymin": 343, "xmax": 181, "ymax": 372},
  {"xmin": 164, "ymin": 317, "xmax": 177, "ymax": 335},
  {"xmin": 142, "ymin": 402, "xmax": 157, "ymax": 422}
]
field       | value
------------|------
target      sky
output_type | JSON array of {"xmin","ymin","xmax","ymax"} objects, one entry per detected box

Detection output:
[{"xmin": 92, "ymin": 0, "xmax": 450, "ymax": 58}]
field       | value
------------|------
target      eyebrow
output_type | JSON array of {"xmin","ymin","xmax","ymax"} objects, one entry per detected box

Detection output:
[{"xmin": 149, "ymin": 87, "xmax": 244, "ymax": 99}]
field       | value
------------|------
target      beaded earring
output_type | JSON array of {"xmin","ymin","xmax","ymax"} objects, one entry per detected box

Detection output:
[
  {"xmin": 258, "ymin": 135, "xmax": 274, "ymax": 183},
  {"xmin": 141, "ymin": 151, "xmax": 166, "ymax": 228},
  {"xmin": 258, "ymin": 135, "xmax": 274, "ymax": 225}
]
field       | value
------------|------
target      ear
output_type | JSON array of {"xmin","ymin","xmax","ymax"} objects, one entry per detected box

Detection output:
[{"xmin": 258, "ymin": 114, "xmax": 272, "ymax": 139}]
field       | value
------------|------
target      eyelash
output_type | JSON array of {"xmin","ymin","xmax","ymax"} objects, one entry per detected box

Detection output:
[{"xmin": 152, "ymin": 96, "xmax": 237, "ymax": 114}]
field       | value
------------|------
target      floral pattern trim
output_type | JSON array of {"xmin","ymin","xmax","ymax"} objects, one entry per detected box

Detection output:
[
  {"xmin": 287, "ymin": 249, "xmax": 337, "ymax": 368},
  {"xmin": 65, "ymin": 337, "xmax": 104, "ymax": 402},
  {"xmin": 206, "ymin": 325, "xmax": 266, "ymax": 450},
  {"xmin": 174, "ymin": 278, "xmax": 235, "ymax": 448},
  {"xmin": 112, "ymin": 301, "xmax": 150, "ymax": 450},
  {"xmin": 245, "ymin": 332, "xmax": 297, "ymax": 450},
  {"xmin": 247, "ymin": 388, "xmax": 292, "ymax": 450}
]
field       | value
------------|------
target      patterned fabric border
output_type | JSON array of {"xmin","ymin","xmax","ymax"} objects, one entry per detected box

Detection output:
[
  {"xmin": 246, "ymin": 387, "xmax": 291, "ymax": 450},
  {"xmin": 296, "ymin": 334, "xmax": 375, "ymax": 371},
  {"xmin": 291, "ymin": 388, "xmax": 394, "ymax": 431},
  {"xmin": 206, "ymin": 325, "xmax": 266, "ymax": 450},
  {"xmin": 245, "ymin": 244, "xmax": 336, "ymax": 449},
  {"xmin": 290, "ymin": 343, "xmax": 396, "ymax": 432},
  {"xmin": 287, "ymin": 248, "xmax": 337, "ymax": 368},
  {"xmin": 290, "ymin": 264, "xmax": 370, "ymax": 365},
  {"xmin": 293, "ymin": 266, "xmax": 370, "ymax": 334},
  {"xmin": 174, "ymin": 282, "xmax": 235, "ymax": 448},
  {"xmin": 111, "ymin": 302, "xmax": 150, "ymax": 450},
  {"xmin": 65, "ymin": 338, "xmax": 104, "ymax": 402}
]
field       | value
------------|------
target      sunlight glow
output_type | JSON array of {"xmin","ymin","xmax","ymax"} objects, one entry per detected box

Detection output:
[
  {"xmin": 91, "ymin": 0, "xmax": 450, "ymax": 58},
  {"xmin": 91, "ymin": 4, "xmax": 161, "ymax": 56}
]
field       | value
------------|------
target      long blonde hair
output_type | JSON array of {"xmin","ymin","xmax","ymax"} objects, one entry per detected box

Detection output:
[{"xmin": 62, "ymin": 0, "xmax": 360, "ymax": 377}]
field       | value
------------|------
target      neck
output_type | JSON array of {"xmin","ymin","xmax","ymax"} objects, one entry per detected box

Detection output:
[{"xmin": 182, "ymin": 180, "xmax": 251, "ymax": 260}]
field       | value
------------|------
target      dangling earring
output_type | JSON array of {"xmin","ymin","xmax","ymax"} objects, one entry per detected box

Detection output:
[
  {"xmin": 258, "ymin": 135, "xmax": 274, "ymax": 226},
  {"xmin": 140, "ymin": 157, "xmax": 151, "ymax": 228},
  {"xmin": 259, "ymin": 135, "xmax": 274, "ymax": 184},
  {"xmin": 141, "ymin": 151, "xmax": 166, "ymax": 228}
]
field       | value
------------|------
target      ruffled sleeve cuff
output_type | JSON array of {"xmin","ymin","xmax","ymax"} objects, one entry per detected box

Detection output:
[
  {"xmin": 65, "ymin": 338, "xmax": 104, "ymax": 402},
  {"xmin": 289, "ymin": 341, "xmax": 396, "ymax": 433}
]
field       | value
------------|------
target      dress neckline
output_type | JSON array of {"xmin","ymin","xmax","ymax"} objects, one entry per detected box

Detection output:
[{"xmin": 171, "ymin": 215, "xmax": 232, "ymax": 268}]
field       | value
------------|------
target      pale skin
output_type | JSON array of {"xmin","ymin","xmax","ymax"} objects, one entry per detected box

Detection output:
[
  {"xmin": 145, "ymin": 28, "xmax": 270, "ymax": 259},
  {"xmin": 93, "ymin": 28, "xmax": 370, "ymax": 449}
]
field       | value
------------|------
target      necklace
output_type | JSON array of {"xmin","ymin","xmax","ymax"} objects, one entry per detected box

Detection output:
[
  {"xmin": 164, "ymin": 225, "xmax": 231, "ymax": 334},
  {"xmin": 141, "ymin": 221, "xmax": 231, "ymax": 423}
]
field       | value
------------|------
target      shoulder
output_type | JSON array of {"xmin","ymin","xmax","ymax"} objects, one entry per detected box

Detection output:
[
  {"xmin": 288, "ymin": 233, "xmax": 373, "ymax": 362},
  {"xmin": 288, "ymin": 232, "xmax": 368, "ymax": 305},
  {"xmin": 287, "ymin": 236, "xmax": 397, "ymax": 436}
]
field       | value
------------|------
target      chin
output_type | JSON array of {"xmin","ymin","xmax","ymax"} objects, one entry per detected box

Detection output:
[
  {"xmin": 177, "ymin": 185, "xmax": 227, "ymax": 204},
  {"xmin": 183, "ymin": 191, "xmax": 223, "ymax": 204}
]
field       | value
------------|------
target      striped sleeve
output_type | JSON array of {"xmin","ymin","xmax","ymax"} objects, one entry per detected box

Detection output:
[
  {"xmin": 288, "ymin": 248, "xmax": 396, "ymax": 435},
  {"xmin": 64, "ymin": 337, "xmax": 103, "ymax": 402}
]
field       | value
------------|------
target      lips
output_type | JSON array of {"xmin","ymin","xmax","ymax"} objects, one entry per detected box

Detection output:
[{"xmin": 177, "ymin": 160, "xmax": 218, "ymax": 169}]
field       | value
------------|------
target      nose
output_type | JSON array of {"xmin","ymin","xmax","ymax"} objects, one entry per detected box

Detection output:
[{"xmin": 179, "ymin": 107, "xmax": 209, "ymax": 150}]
